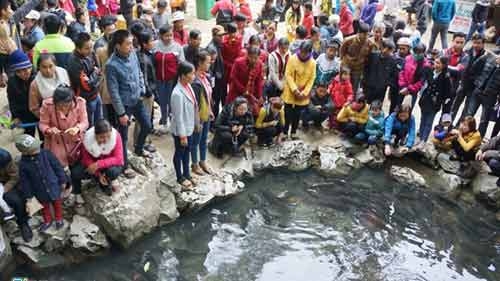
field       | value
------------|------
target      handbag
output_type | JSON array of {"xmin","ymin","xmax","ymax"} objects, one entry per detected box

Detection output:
[{"xmin": 55, "ymin": 103, "xmax": 82, "ymax": 165}]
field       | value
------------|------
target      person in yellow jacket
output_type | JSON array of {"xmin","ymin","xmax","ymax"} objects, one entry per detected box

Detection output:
[
  {"xmin": 282, "ymin": 40, "xmax": 316, "ymax": 140},
  {"xmin": 449, "ymin": 116, "xmax": 482, "ymax": 162},
  {"xmin": 337, "ymin": 95, "xmax": 369, "ymax": 139},
  {"xmin": 255, "ymin": 97, "xmax": 286, "ymax": 146},
  {"xmin": 285, "ymin": 0, "xmax": 302, "ymax": 42}
]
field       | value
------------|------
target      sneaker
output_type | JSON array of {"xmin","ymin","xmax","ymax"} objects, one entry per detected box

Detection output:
[
  {"xmin": 55, "ymin": 220, "xmax": 64, "ymax": 230},
  {"xmin": 39, "ymin": 222, "xmax": 52, "ymax": 233},
  {"xmin": 144, "ymin": 144, "xmax": 157, "ymax": 153},
  {"xmin": 123, "ymin": 168, "xmax": 136, "ymax": 179},
  {"xmin": 3, "ymin": 211, "xmax": 14, "ymax": 221},
  {"xmin": 20, "ymin": 223, "xmax": 33, "ymax": 242}
]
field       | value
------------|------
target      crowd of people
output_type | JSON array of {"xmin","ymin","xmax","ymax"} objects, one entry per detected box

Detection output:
[{"xmin": 0, "ymin": 0, "xmax": 499, "ymax": 244}]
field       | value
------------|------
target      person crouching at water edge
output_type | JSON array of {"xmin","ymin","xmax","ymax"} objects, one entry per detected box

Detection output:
[
  {"xmin": 255, "ymin": 97, "xmax": 285, "ymax": 147},
  {"xmin": 384, "ymin": 104, "xmax": 416, "ymax": 157},
  {"xmin": 336, "ymin": 94, "xmax": 369, "ymax": 140},
  {"xmin": 210, "ymin": 97, "xmax": 255, "ymax": 158}
]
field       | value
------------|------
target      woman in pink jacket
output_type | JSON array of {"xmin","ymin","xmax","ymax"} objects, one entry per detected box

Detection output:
[
  {"xmin": 398, "ymin": 43, "xmax": 430, "ymax": 109},
  {"xmin": 39, "ymin": 85, "xmax": 88, "ymax": 203},
  {"xmin": 72, "ymin": 119, "xmax": 124, "ymax": 202}
]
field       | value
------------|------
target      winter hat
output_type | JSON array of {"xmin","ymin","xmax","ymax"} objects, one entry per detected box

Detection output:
[
  {"xmin": 9, "ymin": 49, "xmax": 32, "ymax": 72},
  {"xmin": 329, "ymin": 14, "xmax": 340, "ymax": 26},
  {"xmin": 441, "ymin": 113, "xmax": 452, "ymax": 123},
  {"xmin": 15, "ymin": 134, "xmax": 41, "ymax": 154},
  {"xmin": 397, "ymin": 36, "xmax": 412, "ymax": 47},
  {"xmin": 25, "ymin": 10, "xmax": 40, "ymax": 20}
]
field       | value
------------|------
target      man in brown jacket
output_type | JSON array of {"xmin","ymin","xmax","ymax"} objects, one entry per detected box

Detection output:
[
  {"xmin": 0, "ymin": 148, "xmax": 32, "ymax": 242},
  {"xmin": 340, "ymin": 22, "xmax": 374, "ymax": 94}
]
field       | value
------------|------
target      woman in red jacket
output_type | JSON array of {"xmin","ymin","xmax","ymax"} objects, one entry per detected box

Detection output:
[
  {"xmin": 339, "ymin": 0, "xmax": 354, "ymax": 36},
  {"xmin": 222, "ymin": 23, "xmax": 244, "ymax": 91},
  {"xmin": 226, "ymin": 46, "xmax": 264, "ymax": 117},
  {"xmin": 328, "ymin": 67, "xmax": 354, "ymax": 128},
  {"xmin": 72, "ymin": 119, "xmax": 124, "ymax": 203}
]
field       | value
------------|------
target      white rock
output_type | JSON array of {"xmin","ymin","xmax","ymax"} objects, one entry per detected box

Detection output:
[
  {"xmin": 437, "ymin": 153, "xmax": 461, "ymax": 174},
  {"xmin": 69, "ymin": 215, "xmax": 110, "ymax": 253},
  {"xmin": 318, "ymin": 145, "xmax": 361, "ymax": 176},
  {"xmin": 472, "ymin": 172, "xmax": 500, "ymax": 208},
  {"xmin": 390, "ymin": 166, "xmax": 428, "ymax": 188},
  {"xmin": 270, "ymin": 140, "xmax": 313, "ymax": 171},
  {"xmin": 0, "ymin": 226, "xmax": 13, "ymax": 273}
]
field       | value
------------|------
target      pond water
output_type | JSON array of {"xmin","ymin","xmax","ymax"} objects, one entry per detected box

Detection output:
[{"xmin": 15, "ymin": 169, "xmax": 500, "ymax": 281}]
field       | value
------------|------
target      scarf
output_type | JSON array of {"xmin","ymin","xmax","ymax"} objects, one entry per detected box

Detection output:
[
  {"xmin": 35, "ymin": 67, "xmax": 70, "ymax": 99},
  {"xmin": 296, "ymin": 51, "xmax": 312, "ymax": 63}
]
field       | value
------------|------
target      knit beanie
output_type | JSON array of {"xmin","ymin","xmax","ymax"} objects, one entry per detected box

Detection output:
[{"xmin": 9, "ymin": 49, "xmax": 32, "ymax": 72}]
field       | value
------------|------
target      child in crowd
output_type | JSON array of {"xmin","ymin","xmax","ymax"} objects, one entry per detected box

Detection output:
[
  {"xmin": 255, "ymin": 97, "xmax": 285, "ymax": 146},
  {"xmin": 337, "ymin": 95, "xmax": 369, "ymax": 139},
  {"xmin": 329, "ymin": 67, "xmax": 353, "ymax": 129},
  {"xmin": 418, "ymin": 56, "xmax": 452, "ymax": 142},
  {"xmin": 384, "ymin": 104, "xmax": 416, "ymax": 156},
  {"xmin": 302, "ymin": 82, "xmax": 333, "ymax": 132},
  {"xmin": 432, "ymin": 113, "xmax": 454, "ymax": 151},
  {"xmin": 363, "ymin": 100, "xmax": 385, "ymax": 145},
  {"xmin": 16, "ymin": 134, "xmax": 66, "ymax": 232},
  {"xmin": 302, "ymin": 2, "xmax": 315, "ymax": 37}
]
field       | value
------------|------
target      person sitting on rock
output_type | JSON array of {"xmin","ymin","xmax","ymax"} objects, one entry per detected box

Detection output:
[
  {"xmin": 432, "ymin": 113, "xmax": 454, "ymax": 151},
  {"xmin": 328, "ymin": 67, "xmax": 353, "ymax": 129},
  {"xmin": 361, "ymin": 100, "xmax": 385, "ymax": 145},
  {"xmin": 336, "ymin": 95, "xmax": 369, "ymax": 139},
  {"xmin": 255, "ymin": 97, "xmax": 285, "ymax": 147},
  {"xmin": 302, "ymin": 81, "xmax": 334, "ymax": 132},
  {"xmin": 71, "ymin": 119, "xmax": 124, "ymax": 199},
  {"xmin": 15, "ymin": 134, "xmax": 67, "ymax": 233},
  {"xmin": 210, "ymin": 97, "xmax": 254, "ymax": 158},
  {"xmin": 0, "ymin": 148, "xmax": 33, "ymax": 242},
  {"xmin": 476, "ymin": 134, "xmax": 500, "ymax": 187},
  {"xmin": 449, "ymin": 116, "xmax": 482, "ymax": 163},
  {"xmin": 384, "ymin": 104, "xmax": 416, "ymax": 156}
]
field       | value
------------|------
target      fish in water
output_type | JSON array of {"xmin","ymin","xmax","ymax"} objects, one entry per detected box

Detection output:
[{"xmin": 358, "ymin": 209, "xmax": 391, "ymax": 232}]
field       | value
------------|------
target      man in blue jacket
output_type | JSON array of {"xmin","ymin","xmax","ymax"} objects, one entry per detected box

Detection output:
[{"xmin": 429, "ymin": 0, "xmax": 456, "ymax": 50}]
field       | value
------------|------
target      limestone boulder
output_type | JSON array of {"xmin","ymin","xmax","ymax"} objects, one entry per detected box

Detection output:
[
  {"xmin": 156, "ymin": 186, "xmax": 180, "ymax": 226},
  {"xmin": 390, "ymin": 166, "xmax": 428, "ymax": 188},
  {"xmin": 82, "ymin": 174, "xmax": 161, "ymax": 249},
  {"xmin": 318, "ymin": 145, "xmax": 361, "ymax": 176},
  {"xmin": 269, "ymin": 140, "xmax": 313, "ymax": 171},
  {"xmin": 69, "ymin": 215, "xmax": 110, "ymax": 253},
  {"xmin": 437, "ymin": 170, "xmax": 471, "ymax": 193},
  {"xmin": 0, "ymin": 225, "xmax": 13, "ymax": 274},
  {"xmin": 354, "ymin": 146, "xmax": 385, "ymax": 167},
  {"xmin": 437, "ymin": 153, "xmax": 461, "ymax": 174},
  {"xmin": 472, "ymin": 172, "xmax": 500, "ymax": 208},
  {"xmin": 415, "ymin": 143, "xmax": 440, "ymax": 168},
  {"xmin": 128, "ymin": 151, "xmax": 168, "ymax": 179}
]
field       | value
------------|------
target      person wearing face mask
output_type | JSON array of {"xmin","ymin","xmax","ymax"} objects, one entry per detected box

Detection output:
[
  {"xmin": 418, "ymin": 56, "xmax": 453, "ymax": 143},
  {"xmin": 398, "ymin": 42, "xmax": 430, "ymax": 109},
  {"xmin": 364, "ymin": 39, "xmax": 398, "ymax": 105}
]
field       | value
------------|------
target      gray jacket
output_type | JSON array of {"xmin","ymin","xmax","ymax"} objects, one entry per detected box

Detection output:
[
  {"xmin": 481, "ymin": 135, "xmax": 500, "ymax": 160},
  {"xmin": 105, "ymin": 51, "xmax": 145, "ymax": 116},
  {"xmin": 170, "ymin": 82, "xmax": 196, "ymax": 137}
]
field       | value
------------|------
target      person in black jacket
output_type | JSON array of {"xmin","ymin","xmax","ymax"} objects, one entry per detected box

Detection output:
[
  {"xmin": 418, "ymin": 56, "xmax": 452, "ymax": 142},
  {"xmin": 209, "ymin": 97, "xmax": 254, "ymax": 158},
  {"xmin": 466, "ymin": 53, "xmax": 500, "ymax": 137},
  {"xmin": 7, "ymin": 49, "xmax": 39, "ymax": 137},
  {"xmin": 302, "ymin": 82, "xmax": 333, "ymax": 131},
  {"xmin": 184, "ymin": 29, "xmax": 201, "ymax": 65},
  {"xmin": 207, "ymin": 25, "xmax": 226, "ymax": 121},
  {"xmin": 135, "ymin": 31, "xmax": 157, "ymax": 153},
  {"xmin": 466, "ymin": 0, "xmax": 489, "ymax": 41},
  {"xmin": 451, "ymin": 33, "xmax": 486, "ymax": 124},
  {"xmin": 364, "ymin": 39, "xmax": 399, "ymax": 105},
  {"xmin": 66, "ymin": 32, "xmax": 102, "ymax": 127}
]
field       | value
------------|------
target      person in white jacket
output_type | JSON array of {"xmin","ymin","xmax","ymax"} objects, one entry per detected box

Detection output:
[{"xmin": 266, "ymin": 37, "xmax": 289, "ymax": 99}]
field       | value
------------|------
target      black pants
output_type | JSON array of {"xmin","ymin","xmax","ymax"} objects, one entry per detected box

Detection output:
[
  {"xmin": 104, "ymin": 104, "xmax": 118, "ymax": 128},
  {"xmin": 3, "ymin": 188, "xmax": 28, "ymax": 226},
  {"xmin": 466, "ymin": 91, "xmax": 496, "ymax": 137},
  {"xmin": 451, "ymin": 84, "xmax": 473, "ymax": 124},
  {"xmin": 284, "ymin": 103, "xmax": 306, "ymax": 135},
  {"xmin": 71, "ymin": 162, "xmax": 123, "ymax": 194},
  {"xmin": 452, "ymin": 139, "xmax": 476, "ymax": 162},
  {"xmin": 388, "ymin": 87, "xmax": 402, "ymax": 114},
  {"xmin": 256, "ymin": 126, "xmax": 282, "ymax": 145},
  {"xmin": 212, "ymin": 131, "xmax": 249, "ymax": 155},
  {"xmin": 486, "ymin": 158, "xmax": 500, "ymax": 176},
  {"xmin": 340, "ymin": 122, "xmax": 364, "ymax": 138},
  {"xmin": 365, "ymin": 86, "xmax": 386, "ymax": 105},
  {"xmin": 302, "ymin": 108, "xmax": 329, "ymax": 128}
]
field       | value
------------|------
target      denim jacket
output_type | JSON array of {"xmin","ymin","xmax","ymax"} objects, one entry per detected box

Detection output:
[{"xmin": 105, "ymin": 51, "xmax": 145, "ymax": 116}]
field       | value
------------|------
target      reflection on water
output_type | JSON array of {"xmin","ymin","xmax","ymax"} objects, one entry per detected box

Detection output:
[{"xmin": 24, "ymin": 169, "xmax": 500, "ymax": 281}]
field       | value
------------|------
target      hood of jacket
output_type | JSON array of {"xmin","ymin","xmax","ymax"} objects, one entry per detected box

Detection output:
[{"xmin": 83, "ymin": 127, "xmax": 118, "ymax": 158}]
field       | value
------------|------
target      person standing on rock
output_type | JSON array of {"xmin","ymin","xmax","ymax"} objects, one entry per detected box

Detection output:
[
  {"xmin": 106, "ymin": 29, "xmax": 152, "ymax": 179},
  {"xmin": 72, "ymin": 119, "xmax": 124, "ymax": 198},
  {"xmin": 476, "ymin": 134, "xmax": 500, "ymax": 187},
  {"xmin": 0, "ymin": 148, "xmax": 33, "ymax": 242},
  {"xmin": 207, "ymin": 25, "xmax": 226, "ymax": 121},
  {"xmin": 171, "ymin": 61, "xmax": 197, "ymax": 189}
]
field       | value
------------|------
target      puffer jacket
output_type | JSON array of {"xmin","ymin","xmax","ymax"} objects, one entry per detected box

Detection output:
[
  {"xmin": 19, "ymin": 149, "xmax": 66, "ymax": 203},
  {"xmin": 329, "ymin": 75, "xmax": 353, "ymax": 109},
  {"xmin": 364, "ymin": 52, "xmax": 399, "ymax": 92},
  {"xmin": 398, "ymin": 55, "xmax": 430, "ymax": 95},
  {"xmin": 384, "ymin": 112, "xmax": 416, "ymax": 148},
  {"xmin": 365, "ymin": 111, "xmax": 385, "ymax": 137},
  {"xmin": 360, "ymin": 0, "xmax": 378, "ymax": 27},
  {"xmin": 337, "ymin": 104, "xmax": 369, "ymax": 124},
  {"xmin": 474, "ymin": 53, "xmax": 499, "ymax": 90},
  {"xmin": 418, "ymin": 70, "xmax": 453, "ymax": 112}
]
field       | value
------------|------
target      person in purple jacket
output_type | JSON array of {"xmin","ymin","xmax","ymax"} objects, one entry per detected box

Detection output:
[{"xmin": 360, "ymin": 0, "xmax": 379, "ymax": 28}]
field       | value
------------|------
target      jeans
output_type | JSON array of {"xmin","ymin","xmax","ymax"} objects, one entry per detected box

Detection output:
[
  {"xmin": 87, "ymin": 95, "xmax": 103, "ymax": 127},
  {"xmin": 467, "ymin": 21, "xmax": 486, "ymax": 41},
  {"xmin": 41, "ymin": 199, "xmax": 63, "ymax": 224},
  {"xmin": 134, "ymin": 95, "xmax": 154, "ymax": 146},
  {"xmin": 429, "ymin": 22, "xmax": 449, "ymax": 50},
  {"xmin": 173, "ymin": 135, "xmax": 192, "ymax": 181},
  {"xmin": 191, "ymin": 122, "xmax": 210, "ymax": 164},
  {"xmin": 3, "ymin": 188, "xmax": 28, "ymax": 226},
  {"xmin": 158, "ymin": 80, "xmax": 175, "ymax": 125},
  {"xmin": 302, "ymin": 108, "xmax": 329, "ymax": 128},
  {"xmin": 419, "ymin": 110, "xmax": 437, "ymax": 142},
  {"xmin": 117, "ymin": 100, "xmax": 152, "ymax": 166},
  {"xmin": 351, "ymin": 72, "xmax": 362, "ymax": 94},
  {"xmin": 466, "ymin": 91, "xmax": 496, "ymax": 137},
  {"xmin": 71, "ymin": 162, "xmax": 123, "ymax": 194},
  {"xmin": 284, "ymin": 103, "xmax": 307, "ymax": 135}
]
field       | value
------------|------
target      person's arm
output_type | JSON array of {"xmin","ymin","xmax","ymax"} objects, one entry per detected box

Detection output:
[
  {"xmin": 170, "ymin": 90, "xmax": 187, "ymax": 137},
  {"xmin": 97, "ymin": 132, "xmax": 125, "ymax": 169},
  {"xmin": 303, "ymin": 61, "xmax": 317, "ymax": 96},
  {"xmin": 353, "ymin": 106, "xmax": 369, "ymax": 124},
  {"xmin": 255, "ymin": 108, "xmax": 267, "ymax": 129},
  {"xmin": 336, "ymin": 106, "xmax": 349, "ymax": 123},
  {"xmin": 279, "ymin": 109, "xmax": 285, "ymax": 126},
  {"xmin": 458, "ymin": 132, "xmax": 482, "ymax": 152},
  {"xmin": 76, "ymin": 99, "xmax": 89, "ymax": 134},
  {"xmin": 210, "ymin": 1, "xmax": 219, "ymax": 16},
  {"xmin": 47, "ymin": 150, "xmax": 67, "ymax": 185},
  {"xmin": 3, "ymin": 161, "xmax": 19, "ymax": 192},
  {"xmin": 451, "ymin": 1, "xmax": 456, "ymax": 21},
  {"xmin": 38, "ymin": 102, "xmax": 51, "ymax": 136},
  {"xmin": 29, "ymin": 81, "xmax": 41, "ymax": 118},
  {"xmin": 255, "ymin": 64, "xmax": 264, "ymax": 99},
  {"xmin": 268, "ymin": 55, "xmax": 282, "ymax": 90},
  {"xmin": 384, "ymin": 114, "xmax": 394, "ymax": 144},
  {"xmin": 105, "ymin": 64, "xmax": 126, "ymax": 116},
  {"xmin": 431, "ymin": 1, "xmax": 438, "ymax": 21}
]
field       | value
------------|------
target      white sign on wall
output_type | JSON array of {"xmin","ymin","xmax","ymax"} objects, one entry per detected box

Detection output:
[{"xmin": 449, "ymin": 0, "xmax": 476, "ymax": 34}]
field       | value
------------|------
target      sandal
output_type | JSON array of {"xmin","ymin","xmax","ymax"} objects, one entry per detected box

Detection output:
[
  {"xmin": 178, "ymin": 178, "xmax": 193, "ymax": 190},
  {"xmin": 186, "ymin": 176, "xmax": 197, "ymax": 187},
  {"xmin": 123, "ymin": 168, "xmax": 136, "ymax": 179},
  {"xmin": 191, "ymin": 164, "xmax": 205, "ymax": 176},
  {"xmin": 136, "ymin": 150, "xmax": 154, "ymax": 159},
  {"xmin": 199, "ymin": 162, "xmax": 213, "ymax": 175}
]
